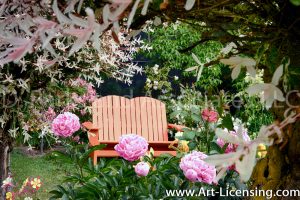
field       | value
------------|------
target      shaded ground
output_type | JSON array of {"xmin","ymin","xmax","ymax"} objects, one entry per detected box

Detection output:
[{"xmin": 10, "ymin": 148, "xmax": 71, "ymax": 199}]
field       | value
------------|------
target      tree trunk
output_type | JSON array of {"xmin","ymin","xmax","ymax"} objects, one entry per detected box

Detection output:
[
  {"xmin": 251, "ymin": 122, "xmax": 300, "ymax": 200},
  {"xmin": 0, "ymin": 128, "xmax": 12, "ymax": 199},
  {"xmin": 251, "ymin": 35, "xmax": 300, "ymax": 199}
]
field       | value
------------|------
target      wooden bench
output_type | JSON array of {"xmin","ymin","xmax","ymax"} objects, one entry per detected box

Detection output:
[{"xmin": 82, "ymin": 95, "xmax": 184, "ymax": 165}]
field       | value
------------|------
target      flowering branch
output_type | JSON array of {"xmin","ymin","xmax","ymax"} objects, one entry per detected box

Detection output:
[{"xmin": 205, "ymin": 109, "xmax": 300, "ymax": 182}]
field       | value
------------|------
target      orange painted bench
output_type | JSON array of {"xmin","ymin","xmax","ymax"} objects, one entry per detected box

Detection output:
[{"xmin": 82, "ymin": 95, "xmax": 185, "ymax": 165}]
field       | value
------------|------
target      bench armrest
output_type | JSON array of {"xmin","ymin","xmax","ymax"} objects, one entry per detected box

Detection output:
[
  {"xmin": 82, "ymin": 121, "xmax": 100, "ymax": 146},
  {"xmin": 168, "ymin": 123, "xmax": 186, "ymax": 132},
  {"xmin": 82, "ymin": 121, "xmax": 99, "ymax": 131}
]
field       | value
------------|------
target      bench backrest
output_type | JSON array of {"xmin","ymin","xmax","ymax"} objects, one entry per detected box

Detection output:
[{"xmin": 92, "ymin": 96, "xmax": 168, "ymax": 142}]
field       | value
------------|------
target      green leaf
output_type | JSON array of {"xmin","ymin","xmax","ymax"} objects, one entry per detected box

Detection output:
[
  {"xmin": 182, "ymin": 127, "xmax": 191, "ymax": 132},
  {"xmin": 49, "ymin": 190, "xmax": 63, "ymax": 198},
  {"xmin": 79, "ymin": 144, "xmax": 106, "ymax": 166},
  {"xmin": 188, "ymin": 141, "xmax": 197, "ymax": 150},
  {"xmin": 221, "ymin": 114, "xmax": 234, "ymax": 130},
  {"xmin": 169, "ymin": 111, "xmax": 180, "ymax": 119},
  {"xmin": 220, "ymin": 143, "xmax": 230, "ymax": 154},
  {"xmin": 182, "ymin": 131, "xmax": 196, "ymax": 140},
  {"xmin": 290, "ymin": 0, "xmax": 300, "ymax": 6},
  {"xmin": 191, "ymin": 114, "xmax": 201, "ymax": 122},
  {"xmin": 62, "ymin": 194, "xmax": 69, "ymax": 200},
  {"xmin": 210, "ymin": 142, "xmax": 222, "ymax": 153}
]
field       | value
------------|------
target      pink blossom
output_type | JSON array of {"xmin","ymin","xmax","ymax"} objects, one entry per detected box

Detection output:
[
  {"xmin": 216, "ymin": 129, "xmax": 250, "ymax": 171},
  {"xmin": 1, "ymin": 176, "xmax": 14, "ymax": 189},
  {"xmin": 82, "ymin": 94, "xmax": 89, "ymax": 102},
  {"xmin": 0, "ymin": 37, "xmax": 35, "ymax": 66},
  {"xmin": 63, "ymin": 8, "xmax": 96, "ymax": 55},
  {"xmin": 216, "ymin": 138, "xmax": 235, "ymax": 153},
  {"xmin": 179, "ymin": 151, "xmax": 216, "ymax": 184},
  {"xmin": 201, "ymin": 109, "xmax": 218, "ymax": 123},
  {"xmin": 71, "ymin": 80, "xmax": 96, "ymax": 104},
  {"xmin": 114, "ymin": 134, "xmax": 148, "ymax": 161},
  {"xmin": 87, "ymin": 85, "xmax": 95, "ymax": 93},
  {"xmin": 51, "ymin": 112, "xmax": 80, "ymax": 137},
  {"xmin": 87, "ymin": 85, "xmax": 97, "ymax": 102},
  {"xmin": 44, "ymin": 107, "xmax": 56, "ymax": 122},
  {"xmin": 63, "ymin": 103, "xmax": 77, "ymax": 112},
  {"xmin": 80, "ymin": 109, "xmax": 86, "ymax": 116},
  {"xmin": 135, "ymin": 162, "xmax": 150, "ymax": 177},
  {"xmin": 33, "ymin": 17, "xmax": 57, "ymax": 30},
  {"xmin": 216, "ymin": 130, "xmax": 250, "ymax": 153},
  {"xmin": 78, "ymin": 78, "xmax": 86, "ymax": 86},
  {"xmin": 72, "ymin": 135, "xmax": 80, "ymax": 142}
]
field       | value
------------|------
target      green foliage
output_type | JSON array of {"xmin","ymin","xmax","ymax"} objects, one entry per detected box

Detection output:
[
  {"xmin": 50, "ymin": 143, "xmax": 106, "ymax": 179},
  {"xmin": 160, "ymin": 86, "xmax": 204, "ymax": 127},
  {"xmin": 161, "ymin": 86, "xmax": 227, "ymax": 153},
  {"xmin": 144, "ymin": 64, "xmax": 173, "ymax": 95},
  {"xmin": 141, "ymin": 22, "xmax": 224, "ymax": 92},
  {"xmin": 290, "ymin": 0, "xmax": 300, "ymax": 6},
  {"xmin": 221, "ymin": 114, "xmax": 234, "ymax": 131},
  {"xmin": 49, "ymin": 144, "xmax": 201, "ymax": 199},
  {"xmin": 49, "ymin": 143, "xmax": 245, "ymax": 199},
  {"xmin": 233, "ymin": 72, "xmax": 274, "ymax": 134}
]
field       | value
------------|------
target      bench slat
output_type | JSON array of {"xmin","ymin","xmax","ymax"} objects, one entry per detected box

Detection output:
[
  {"xmin": 120, "ymin": 97, "xmax": 127, "ymax": 137},
  {"xmin": 146, "ymin": 98, "xmax": 154, "ymax": 141},
  {"xmin": 131, "ymin": 99, "xmax": 137, "ymax": 136},
  {"xmin": 125, "ymin": 98, "xmax": 131, "ymax": 134},
  {"xmin": 151, "ymin": 99, "xmax": 159, "ymax": 141},
  {"xmin": 139, "ymin": 97, "xmax": 149, "ymax": 139},
  {"xmin": 112, "ymin": 96, "xmax": 121, "ymax": 140},
  {"xmin": 102, "ymin": 97, "xmax": 109, "ymax": 140},
  {"xmin": 161, "ymin": 102, "xmax": 168, "ymax": 141},
  {"xmin": 134, "ymin": 98, "xmax": 142, "ymax": 137},
  {"xmin": 107, "ymin": 96, "xmax": 114, "ymax": 140}
]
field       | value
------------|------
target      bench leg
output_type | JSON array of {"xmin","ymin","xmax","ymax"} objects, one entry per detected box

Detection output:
[{"xmin": 93, "ymin": 154, "xmax": 97, "ymax": 165}]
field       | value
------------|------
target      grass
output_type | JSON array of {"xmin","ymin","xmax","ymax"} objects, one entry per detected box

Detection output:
[{"xmin": 11, "ymin": 149, "xmax": 71, "ymax": 199}]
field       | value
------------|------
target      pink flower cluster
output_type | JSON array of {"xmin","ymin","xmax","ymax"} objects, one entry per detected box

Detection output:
[
  {"xmin": 135, "ymin": 162, "xmax": 150, "ymax": 177},
  {"xmin": 62, "ymin": 103, "xmax": 77, "ymax": 112},
  {"xmin": 44, "ymin": 107, "xmax": 56, "ymax": 122},
  {"xmin": 1, "ymin": 176, "xmax": 14, "ymax": 189},
  {"xmin": 180, "ymin": 151, "xmax": 216, "ymax": 184},
  {"xmin": 216, "ymin": 129, "xmax": 250, "ymax": 171},
  {"xmin": 68, "ymin": 78, "xmax": 97, "ymax": 115},
  {"xmin": 114, "ymin": 134, "xmax": 149, "ymax": 161},
  {"xmin": 201, "ymin": 109, "xmax": 218, "ymax": 123},
  {"xmin": 216, "ymin": 129, "xmax": 250, "ymax": 153},
  {"xmin": 51, "ymin": 112, "xmax": 80, "ymax": 137},
  {"xmin": 71, "ymin": 78, "xmax": 96, "ymax": 104}
]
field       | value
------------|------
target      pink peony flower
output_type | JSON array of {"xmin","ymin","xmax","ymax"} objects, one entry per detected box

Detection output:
[
  {"xmin": 216, "ymin": 129, "xmax": 250, "ymax": 171},
  {"xmin": 179, "ymin": 151, "xmax": 216, "ymax": 184},
  {"xmin": 114, "ymin": 134, "xmax": 148, "ymax": 161},
  {"xmin": 135, "ymin": 162, "xmax": 150, "ymax": 177},
  {"xmin": 201, "ymin": 109, "xmax": 218, "ymax": 123},
  {"xmin": 51, "ymin": 112, "xmax": 80, "ymax": 137},
  {"xmin": 216, "ymin": 138, "xmax": 235, "ymax": 153},
  {"xmin": 216, "ymin": 129, "xmax": 250, "ymax": 153}
]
